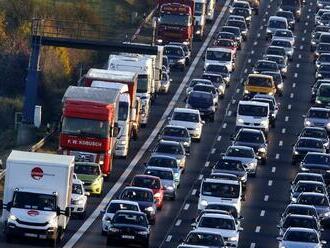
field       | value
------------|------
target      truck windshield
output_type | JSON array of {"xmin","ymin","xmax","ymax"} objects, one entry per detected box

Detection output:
[
  {"xmin": 238, "ymin": 104, "xmax": 268, "ymax": 117},
  {"xmin": 195, "ymin": 3, "xmax": 204, "ymax": 16},
  {"xmin": 160, "ymin": 13, "xmax": 189, "ymax": 26},
  {"xmin": 12, "ymin": 192, "xmax": 57, "ymax": 212},
  {"xmin": 202, "ymin": 182, "xmax": 240, "ymax": 198},
  {"xmin": 118, "ymin": 101, "xmax": 129, "ymax": 121},
  {"xmin": 62, "ymin": 117, "xmax": 109, "ymax": 138},
  {"xmin": 206, "ymin": 50, "xmax": 231, "ymax": 62},
  {"xmin": 137, "ymin": 75, "xmax": 149, "ymax": 93}
]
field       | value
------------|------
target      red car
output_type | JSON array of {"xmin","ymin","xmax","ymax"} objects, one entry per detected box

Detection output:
[
  {"xmin": 213, "ymin": 38, "xmax": 238, "ymax": 57},
  {"xmin": 131, "ymin": 174, "xmax": 165, "ymax": 210}
]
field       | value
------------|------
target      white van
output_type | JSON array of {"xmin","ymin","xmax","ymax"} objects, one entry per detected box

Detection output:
[{"xmin": 205, "ymin": 47, "xmax": 235, "ymax": 72}]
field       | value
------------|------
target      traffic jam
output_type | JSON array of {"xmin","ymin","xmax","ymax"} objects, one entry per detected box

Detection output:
[{"xmin": 2, "ymin": 0, "xmax": 330, "ymax": 247}]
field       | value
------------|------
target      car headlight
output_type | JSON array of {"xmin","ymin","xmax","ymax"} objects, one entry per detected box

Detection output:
[
  {"xmin": 300, "ymin": 166, "xmax": 309, "ymax": 171},
  {"xmin": 258, "ymin": 147, "xmax": 266, "ymax": 153},
  {"xmin": 294, "ymin": 150, "xmax": 299, "ymax": 155},
  {"xmin": 178, "ymin": 58, "xmax": 185, "ymax": 64},
  {"xmin": 196, "ymin": 30, "xmax": 201, "ymax": 35},
  {"xmin": 311, "ymin": 41, "xmax": 316, "ymax": 45},
  {"xmin": 138, "ymin": 230, "xmax": 149, "ymax": 235},
  {"xmin": 166, "ymin": 185, "xmax": 174, "ymax": 191},
  {"xmin": 277, "ymin": 83, "xmax": 283, "ymax": 89},
  {"xmin": 200, "ymin": 200, "xmax": 208, "ymax": 207},
  {"xmin": 244, "ymin": 89, "xmax": 249, "ymax": 94},
  {"xmin": 145, "ymin": 206, "xmax": 155, "ymax": 214},
  {"xmin": 323, "ymin": 212, "xmax": 330, "ymax": 217},
  {"xmin": 228, "ymin": 236, "xmax": 239, "ymax": 241},
  {"xmin": 266, "ymin": 29, "xmax": 272, "ymax": 34},
  {"xmin": 304, "ymin": 120, "xmax": 311, "ymax": 126},
  {"xmin": 260, "ymin": 120, "xmax": 268, "ymax": 126},
  {"xmin": 326, "ymin": 123, "xmax": 330, "ymax": 129},
  {"xmin": 208, "ymin": 106, "xmax": 216, "ymax": 112},
  {"xmin": 248, "ymin": 162, "xmax": 256, "ymax": 168},
  {"xmin": 49, "ymin": 217, "xmax": 57, "ymax": 227},
  {"xmin": 237, "ymin": 118, "xmax": 244, "ymax": 123},
  {"xmin": 318, "ymin": 73, "xmax": 323, "ymax": 78},
  {"xmin": 315, "ymin": 99, "xmax": 322, "ymax": 104},
  {"xmin": 157, "ymin": 39, "xmax": 163, "ymax": 44},
  {"xmin": 8, "ymin": 214, "xmax": 17, "ymax": 221}
]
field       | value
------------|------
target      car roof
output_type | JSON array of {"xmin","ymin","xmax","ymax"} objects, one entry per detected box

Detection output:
[
  {"xmin": 268, "ymin": 16, "xmax": 287, "ymax": 22},
  {"xmin": 163, "ymin": 125, "xmax": 189, "ymax": 130},
  {"xmin": 228, "ymin": 145, "xmax": 254, "ymax": 150},
  {"xmin": 207, "ymin": 47, "xmax": 232, "ymax": 53},
  {"xmin": 114, "ymin": 210, "xmax": 145, "ymax": 215},
  {"xmin": 203, "ymin": 178, "xmax": 240, "ymax": 185},
  {"xmin": 239, "ymin": 100, "xmax": 269, "ymax": 107},
  {"xmin": 145, "ymin": 166, "xmax": 174, "ymax": 173},
  {"xmin": 133, "ymin": 174, "xmax": 160, "ymax": 180},
  {"xmin": 286, "ymin": 204, "xmax": 317, "ymax": 209},
  {"xmin": 174, "ymin": 107, "xmax": 200, "ymax": 114},
  {"xmin": 164, "ymin": 45, "xmax": 184, "ymax": 50},
  {"xmin": 238, "ymin": 128, "xmax": 263, "ymax": 134},
  {"xmin": 248, "ymin": 73, "xmax": 274, "ymax": 80},
  {"xmin": 122, "ymin": 186, "xmax": 154, "ymax": 193},
  {"xmin": 158, "ymin": 139, "xmax": 181, "ymax": 145},
  {"xmin": 295, "ymin": 172, "xmax": 323, "ymax": 177},
  {"xmin": 286, "ymin": 227, "xmax": 318, "ymax": 233},
  {"xmin": 200, "ymin": 213, "xmax": 234, "ymax": 220},
  {"xmin": 302, "ymin": 127, "xmax": 327, "ymax": 131},
  {"xmin": 295, "ymin": 180, "xmax": 324, "ymax": 185},
  {"xmin": 109, "ymin": 199, "xmax": 140, "ymax": 206},
  {"xmin": 297, "ymin": 137, "xmax": 324, "ymax": 142},
  {"xmin": 309, "ymin": 107, "xmax": 330, "ymax": 112},
  {"xmin": 150, "ymin": 154, "xmax": 177, "ymax": 160},
  {"xmin": 306, "ymin": 152, "xmax": 330, "ymax": 156}
]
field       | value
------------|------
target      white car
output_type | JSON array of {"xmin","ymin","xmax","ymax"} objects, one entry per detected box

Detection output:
[
  {"xmin": 198, "ymin": 178, "xmax": 243, "ymax": 213},
  {"xmin": 70, "ymin": 179, "xmax": 89, "ymax": 219},
  {"xmin": 205, "ymin": 47, "xmax": 235, "ymax": 72},
  {"xmin": 272, "ymin": 29, "xmax": 295, "ymax": 45},
  {"xmin": 169, "ymin": 108, "xmax": 204, "ymax": 141},
  {"xmin": 266, "ymin": 16, "xmax": 288, "ymax": 40},
  {"xmin": 186, "ymin": 79, "xmax": 213, "ymax": 96},
  {"xmin": 193, "ymin": 213, "xmax": 243, "ymax": 247},
  {"xmin": 101, "ymin": 200, "xmax": 140, "ymax": 235}
]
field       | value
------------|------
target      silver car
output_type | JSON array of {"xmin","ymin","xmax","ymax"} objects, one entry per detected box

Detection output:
[
  {"xmin": 271, "ymin": 39, "xmax": 295, "ymax": 60},
  {"xmin": 272, "ymin": 29, "xmax": 295, "ymax": 45},
  {"xmin": 290, "ymin": 180, "xmax": 327, "ymax": 203},
  {"xmin": 303, "ymin": 107, "xmax": 330, "ymax": 132},
  {"xmin": 278, "ymin": 214, "xmax": 322, "ymax": 236},
  {"xmin": 186, "ymin": 79, "xmax": 213, "ymax": 96}
]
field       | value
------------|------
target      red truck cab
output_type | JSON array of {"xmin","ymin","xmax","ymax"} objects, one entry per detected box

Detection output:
[
  {"xmin": 59, "ymin": 86, "xmax": 120, "ymax": 177},
  {"xmin": 156, "ymin": 0, "xmax": 195, "ymax": 48}
]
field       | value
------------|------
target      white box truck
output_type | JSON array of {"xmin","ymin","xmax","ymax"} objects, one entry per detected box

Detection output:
[{"xmin": 2, "ymin": 150, "xmax": 74, "ymax": 245}]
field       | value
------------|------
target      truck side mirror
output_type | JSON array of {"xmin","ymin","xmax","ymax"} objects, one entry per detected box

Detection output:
[
  {"xmin": 56, "ymin": 207, "xmax": 61, "ymax": 216},
  {"xmin": 65, "ymin": 207, "xmax": 71, "ymax": 217}
]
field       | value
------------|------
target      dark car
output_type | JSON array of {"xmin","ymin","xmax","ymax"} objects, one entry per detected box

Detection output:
[
  {"xmin": 278, "ymin": 214, "xmax": 321, "ymax": 236},
  {"xmin": 169, "ymin": 42, "xmax": 191, "ymax": 65},
  {"xmin": 119, "ymin": 187, "xmax": 156, "ymax": 224},
  {"xmin": 311, "ymin": 79, "xmax": 330, "ymax": 103},
  {"xmin": 232, "ymin": 128, "xmax": 268, "ymax": 164},
  {"xmin": 261, "ymin": 71, "xmax": 284, "ymax": 95},
  {"xmin": 299, "ymin": 127, "xmax": 329, "ymax": 151},
  {"xmin": 300, "ymin": 152, "xmax": 330, "ymax": 184},
  {"xmin": 211, "ymin": 158, "xmax": 248, "ymax": 187},
  {"xmin": 106, "ymin": 210, "xmax": 150, "ymax": 247},
  {"xmin": 315, "ymin": 43, "xmax": 330, "ymax": 61},
  {"xmin": 180, "ymin": 230, "xmax": 226, "ymax": 248},
  {"xmin": 276, "ymin": 10, "xmax": 295, "ymax": 30},
  {"xmin": 320, "ymin": 12, "xmax": 330, "ymax": 26},
  {"xmin": 202, "ymin": 72, "xmax": 226, "ymax": 94},
  {"xmin": 280, "ymin": 0, "xmax": 301, "ymax": 20},
  {"xmin": 226, "ymin": 20, "xmax": 248, "ymax": 40},
  {"xmin": 253, "ymin": 60, "xmax": 280, "ymax": 74},
  {"xmin": 164, "ymin": 45, "xmax": 186, "ymax": 71},
  {"xmin": 205, "ymin": 64, "xmax": 231, "ymax": 86},
  {"xmin": 264, "ymin": 54, "xmax": 288, "ymax": 77},
  {"xmin": 291, "ymin": 172, "xmax": 326, "ymax": 191},
  {"xmin": 281, "ymin": 204, "xmax": 319, "ymax": 220},
  {"xmin": 290, "ymin": 180, "xmax": 327, "ymax": 203},
  {"xmin": 159, "ymin": 125, "xmax": 191, "ymax": 153},
  {"xmin": 311, "ymin": 32, "xmax": 328, "ymax": 52},
  {"xmin": 186, "ymin": 91, "xmax": 216, "ymax": 121},
  {"xmin": 220, "ymin": 26, "xmax": 242, "ymax": 47},
  {"xmin": 292, "ymin": 138, "xmax": 326, "ymax": 165},
  {"xmin": 232, "ymin": 7, "xmax": 252, "ymax": 26},
  {"xmin": 316, "ymin": 53, "xmax": 330, "ymax": 69},
  {"xmin": 216, "ymin": 32, "xmax": 237, "ymax": 46},
  {"xmin": 266, "ymin": 46, "xmax": 288, "ymax": 60},
  {"xmin": 316, "ymin": 63, "xmax": 330, "ymax": 79}
]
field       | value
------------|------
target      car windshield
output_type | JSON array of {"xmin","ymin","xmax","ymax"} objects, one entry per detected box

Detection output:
[
  {"xmin": 206, "ymin": 64, "xmax": 228, "ymax": 74},
  {"xmin": 202, "ymin": 182, "xmax": 240, "ymax": 198},
  {"xmin": 214, "ymin": 159, "xmax": 244, "ymax": 171},
  {"xmin": 267, "ymin": 47, "xmax": 285, "ymax": 56},
  {"xmin": 74, "ymin": 163, "xmax": 100, "ymax": 176},
  {"xmin": 132, "ymin": 176, "xmax": 160, "ymax": 189},
  {"xmin": 232, "ymin": 8, "xmax": 249, "ymax": 17},
  {"xmin": 317, "ymin": 43, "xmax": 330, "ymax": 52},
  {"xmin": 215, "ymin": 39, "xmax": 234, "ymax": 47},
  {"xmin": 319, "ymin": 64, "xmax": 330, "ymax": 71},
  {"xmin": 206, "ymin": 50, "xmax": 231, "ymax": 61},
  {"xmin": 165, "ymin": 47, "xmax": 184, "ymax": 57},
  {"xmin": 319, "ymin": 85, "xmax": 330, "ymax": 97},
  {"xmin": 321, "ymin": 13, "xmax": 330, "ymax": 20},
  {"xmin": 188, "ymin": 92, "xmax": 213, "ymax": 105},
  {"xmin": 137, "ymin": 74, "xmax": 149, "ymax": 93},
  {"xmin": 276, "ymin": 11, "xmax": 294, "ymax": 20},
  {"xmin": 269, "ymin": 19, "xmax": 287, "ymax": 29},
  {"xmin": 195, "ymin": 2, "xmax": 204, "ymax": 15},
  {"xmin": 160, "ymin": 13, "xmax": 189, "ymax": 26},
  {"xmin": 321, "ymin": 35, "xmax": 330, "ymax": 43},
  {"xmin": 308, "ymin": 109, "xmax": 330, "ymax": 118},
  {"xmin": 284, "ymin": 230, "xmax": 318, "ymax": 243},
  {"xmin": 227, "ymin": 20, "xmax": 246, "ymax": 30},
  {"xmin": 227, "ymin": 147, "xmax": 254, "ymax": 158},
  {"xmin": 266, "ymin": 56, "xmax": 284, "ymax": 64},
  {"xmin": 238, "ymin": 104, "xmax": 268, "ymax": 117},
  {"xmin": 145, "ymin": 169, "xmax": 173, "ymax": 180},
  {"xmin": 199, "ymin": 216, "xmax": 235, "ymax": 230},
  {"xmin": 12, "ymin": 192, "xmax": 57, "ymax": 211},
  {"xmin": 271, "ymin": 40, "xmax": 291, "ymax": 48},
  {"xmin": 155, "ymin": 143, "xmax": 183, "ymax": 155},
  {"xmin": 254, "ymin": 99, "xmax": 275, "ymax": 111},
  {"xmin": 202, "ymin": 74, "xmax": 222, "ymax": 85},
  {"xmin": 206, "ymin": 204, "xmax": 238, "ymax": 218},
  {"xmin": 121, "ymin": 189, "xmax": 153, "ymax": 202},
  {"xmin": 72, "ymin": 183, "xmax": 83, "ymax": 195},
  {"xmin": 107, "ymin": 202, "xmax": 139, "ymax": 213},
  {"xmin": 173, "ymin": 112, "xmax": 199, "ymax": 123},
  {"xmin": 298, "ymin": 195, "xmax": 329, "ymax": 206},
  {"xmin": 256, "ymin": 61, "xmax": 278, "ymax": 70},
  {"xmin": 148, "ymin": 157, "xmax": 178, "ymax": 168},
  {"xmin": 193, "ymin": 85, "xmax": 216, "ymax": 94},
  {"xmin": 303, "ymin": 154, "xmax": 330, "ymax": 165},
  {"xmin": 62, "ymin": 117, "xmax": 109, "ymax": 138},
  {"xmin": 248, "ymin": 76, "xmax": 273, "ymax": 87},
  {"xmin": 190, "ymin": 79, "xmax": 212, "ymax": 88},
  {"xmin": 285, "ymin": 206, "xmax": 317, "ymax": 217},
  {"xmin": 112, "ymin": 212, "xmax": 147, "ymax": 226},
  {"xmin": 185, "ymin": 232, "xmax": 224, "ymax": 246},
  {"xmin": 283, "ymin": 217, "xmax": 317, "ymax": 229},
  {"xmin": 217, "ymin": 32, "xmax": 236, "ymax": 40},
  {"xmin": 297, "ymin": 139, "xmax": 324, "ymax": 148},
  {"xmin": 233, "ymin": 2, "xmax": 249, "ymax": 8},
  {"xmin": 302, "ymin": 129, "xmax": 328, "ymax": 139},
  {"xmin": 274, "ymin": 30, "xmax": 293, "ymax": 38},
  {"xmin": 237, "ymin": 131, "xmax": 264, "ymax": 143},
  {"xmin": 295, "ymin": 183, "xmax": 325, "ymax": 194},
  {"xmin": 163, "ymin": 127, "xmax": 188, "ymax": 138},
  {"xmin": 294, "ymin": 174, "xmax": 324, "ymax": 184}
]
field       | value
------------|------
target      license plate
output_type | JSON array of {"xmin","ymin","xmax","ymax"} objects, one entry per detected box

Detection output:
[
  {"xmin": 39, "ymin": 235, "xmax": 47, "ymax": 239},
  {"xmin": 25, "ymin": 233, "xmax": 38, "ymax": 238},
  {"xmin": 122, "ymin": 235, "xmax": 135, "ymax": 239}
]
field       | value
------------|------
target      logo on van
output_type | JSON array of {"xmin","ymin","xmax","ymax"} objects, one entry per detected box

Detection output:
[
  {"xmin": 27, "ymin": 210, "xmax": 39, "ymax": 216},
  {"xmin": 31, "ymin": 167, "xmax": 43, "ymax": 180}
]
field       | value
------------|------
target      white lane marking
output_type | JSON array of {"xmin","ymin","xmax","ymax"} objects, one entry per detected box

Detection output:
[
  {"xmin": 279, "ymin": 140, "xmax": 283, "ymax": 146},
  {"xmin": 267, "ymin": 4, "xmax": 271, "ymax": 8},
  {"xmin": 175, "ymin": 219, "xmax": 182, "ymax": 226},
  {"xmin": 300, "ymin": 45, "xmax": 304, "ymax": 50},
  {"xmin": 251, "ymin": 50, "xmax": 255, "ymax": 54},
  {"xmin": 257, "ymin": 33, "xmax": 260, "ymax": 37},
  {"xmin": 282, "ymin": 128, "xmax": 286, "ymax": 134},
  {"xmin": 275, "ymin": 154, "xmax": 280, "ymax": 159},
  {"xmin": 192, "ymin": 189, "xmax": 197, "ymax": 195},
  {"xmin": 288, "ymin": 104, "xmax": 292, "ymax": 110},
  {"xmin": 166, "ymin": 235, "xmax": 172, "ymax": 242},
  {"xmin": 294, "ymin": 73, "xmax": 298, "ymax": 78},
  {"xmin": 263, "ymin": 18, "xmax": 266, "ymax": 22},
  {"xmin": 264, "ymin": 195, "xmax": 269, "ymax": 201},
  {"xmin": 265, "ymin": 11, "xmax": 268, "ymax": 15},
  {"xmin": 232, "ymin": 99, "xmax": 236, "ymax": 104},
  {"xmin": 217, "ymin": 136, "xmax": 222, "ymax": 141},
  {"xmin": 236, "ymin": 88, "xmax": 240, "ymax": 93},
  {"xmin": 227, "ymin": 110, "xmax": 232, "ymax": 116},
  {"xmin": 296, "ymin": 64, "xmax": 300, "ymax": 68},
  {"xmin": 260, "ymin": 26, "xmax": 263, "ymax": 30},
  {"xmin": 253, "ymin": 41, "xmax": 258, "ymax": 46},
  {"xmin": 223, "ymin": 123, "xmax": 227, "ymax": 128},
  {"xmin": 250, "ymin": 243, "xmax": 256, "ymax": 248},
  {"xmin": 308, "ymin": 8, "xmax": 311, "ymax": 12},
  {"xmin": 292, "ymin": 83, "xmax": 296, "ymax": 88},
  {"xmin": 268, "ymin": 180, "xmax": 273, "ymax": 186},
  {"xmin": 211, "ymin": 148, "xmax": 216, "ymax": 154},
  {"xmin": 298, "ymin": 54, "xmax": 302, "ymax": 59},
  {"xmin": 63, "ymin": 1, "xmax": 233, "ymax": 247},
  {"xmin": 248, "ymin": 58, "xmax": 251, "ymax": 63},
  {"xmin": 244, "ymin": 68, "xmax": 248, "ymax": 73},
  {"xmin": 285, "ymin": 116, "xmax": 289, "ymax": 122},
  {"xmin": 304, "ymin": 30, "xmax": 307, "ymax": 34},
  {"xmin": 290, "ymin": 93, "xmax": 294, "ymax": 98},
  {"xmin": 305, "ymin": 22, "xmax": 308, "ymax": 26},
  {"xmin": 260, "ymin": 210, "xmax": 265, "ymax": 217},
  {"xmin": 184, "ymin": 204, "xmax": 190, "ymax": 210},
  {"xmin": 198, "ymin": 174, "xmax": 203, "ymax": 180},
  {"xmin": 205, "ymin": 161, "xmax": 210, "ymax": 167},
  {"xmin": 307, "ymin": 15, "xmax": 310, "ymax": 19},
  {"xmin": 302, "ymin": 37, "xmax": 305, "ymax": 41},
  {"xmin": 255, "ymin": 226, "xmax": 261, "ymax": 233},
  {"xmin": 272, "ymin": 166, "xmax": 276, "ymax": 173}
]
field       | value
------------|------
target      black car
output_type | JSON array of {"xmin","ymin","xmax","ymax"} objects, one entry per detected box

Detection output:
[
  {"xmin": 232, "ymin": 128, "xmax": 268, "ymax": 164},
  {"xmin": 226, "ymin": 20, "xmax": 248, "ymax": 40},
  {"xmin": 266, "ymin": 46, "xmax": 288, "ymax": 60},
  {"xmin": 311, "ymin": 79, "xmax": 330, "ymax": 103},
  {"xmin": 276, "ymin": 10, "xmax": 295, "ymax": 30},
  {"xmin": 280, "ymin": 0, "xmax": 301, "ymax": 20},
  {"xmin": 159, "ymin": 125, "xmax": 191, "ymax": 153},
  {"xmin": 261, "ymin": 71, "xmax": 284, "ymax": 95},
  {"xmin": 205, "ymin": 64, "xmax": 231, "ymax": 86},
  {"xmin": 106, "ymin": 210, "xmax": 150, "ymax": 247},
  {"xmin": 300, "ymin": 152, "xmax": 330, "ymax": 184},
  {"xmin": 221, "ymin": 26, "xmax": 242, "ymax": 47},
  {"xmin": 186, "ymin": 91, "xmax": 216, "ymax": 121},
  {"xmin": 119, "ymin": 187, "xmax": 156, "ymax": 224},
  {"xmin": 164, "ymin": 45, "xmax": 186, "ymax": 71},
  {"xmin": 253, "ymin": 60, "xmax": 280, "ymax": 74},
  {"xmin": 316, "ymin": 53, "xmax": 330, "ymax": 68},
  {"xmin": 315, "ymin": 43, "xmax": 330, "ymax": 61},
  {"xmin": 316, "ymin": 63, "xmax": 330, "ymax": 79},
  {"xmin": 292, "ymin": 138, "xmax": 326, "ymax": 165},
  {"xmin": 299, "ymin": 127, "xmax": 329, "ymax": 151},
  {"xmin": 180, "ymin": 230, "xmax": 226, "ymax": 248},
  {"xmin": 281, "ymin": 204, "xmax": 319, "ymax": 219},
  {"xmin": 264, "ymin": 54, "xmax": 288, "ymax": 77},
  {"xmin": 311, "ymin": 32, "xmax": 327, "ymax": 52}
]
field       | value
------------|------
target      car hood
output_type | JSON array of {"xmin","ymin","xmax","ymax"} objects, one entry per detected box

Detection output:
[
  {"xmin": 161, "ymin": 135, "xmax": 190, "ymax": 143},
  {"xmin": 281, "ymin": 241, "xmax": 320, "ymax": 248},
  {"xmin": 223, "ymin": 156, "xmax": 255, "ymax": 165},
  {"xmin": 295, "ymin": 147, "xmax": 325, "ymax": 153},
  {"xmin": 167, "ymin": 55, "xmax": 184, "ymax": 60},
  {"xmin": 212, "ymin": 169, "xmax": 246, "ymax": 178},
  {"xmin": 152, "ymin": 152, "xmax": 184, "ymax": 161}
]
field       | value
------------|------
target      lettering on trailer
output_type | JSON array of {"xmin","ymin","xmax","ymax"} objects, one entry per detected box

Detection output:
[
  {"xmin": 67, "ymin": 139, "xmax": 102, "ymax": 148},
  {"xmin": 31, "ymin": 167, "xmax": 55, "ymax": 180},
  {"xmin": 161, "ymin": 5, "xmax": 190, "ymax": 14}
]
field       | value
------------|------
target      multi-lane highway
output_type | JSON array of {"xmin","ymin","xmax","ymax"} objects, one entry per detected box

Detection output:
[{"xmin": 0, "ymin": 0, "xmax": 326, "ymax": 247}]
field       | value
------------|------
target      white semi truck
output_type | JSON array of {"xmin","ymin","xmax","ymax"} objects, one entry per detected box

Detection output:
[
  {"xmin": 194, "ymin": 0, "xmax": 207, "ymax": 39},
  {"xmin": 2, "ymin": 150, "xmax": 74, "ymax": 245}
]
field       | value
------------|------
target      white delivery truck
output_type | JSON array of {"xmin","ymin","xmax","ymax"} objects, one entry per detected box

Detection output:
[
  {"xmin": 2, "ymin": 150, "xmax": 74, "ymax": 245},
  {"xmin": 92, "ymin": 81, "xmax": 136, "ymax": 158},
  {"xmin": 108, "ymin": 54, "xmax": 154, "ymax": 126}
]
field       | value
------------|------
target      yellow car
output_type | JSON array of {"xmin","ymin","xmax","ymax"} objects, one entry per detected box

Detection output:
[
  {"xmin": 243, "ymin": 74, "xmax": 276, "ymax": 99},
  {"xmin": 74, "ymin": 162, "xmax": 104, "ymax": 196}
]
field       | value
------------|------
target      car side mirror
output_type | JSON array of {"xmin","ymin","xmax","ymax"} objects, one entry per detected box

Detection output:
[
  {"xmin": 256, "ymin": 156, "xmax": 262, "ymax": 160},
  {"xmin": 85, "ymin": 192, "xmax": 90, "ymax": 196},
  {"xmin": 191, "ymin": 223, "xmax": 197, "ymax": 228},
  {"xmin": 238, "ymin": 227, "xmax": 244, "ymax": 231},
  {"xmin": 302, "ymin": 114, "xmax": 306, "ymax": 118},
  {"xmin": 238, "ymin": 215, "xmax": 244, "ymax": 220},
  {"xmin": 170, "ymin": 79, "xmax": 173, "ymax": 82},
  {"xmin": 321, "ymin": 240, "xmax": 327, "ymax": 245},
  {"xmin": 276, "ymin": 224, "xmax": 281, "ymax": 228}
]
